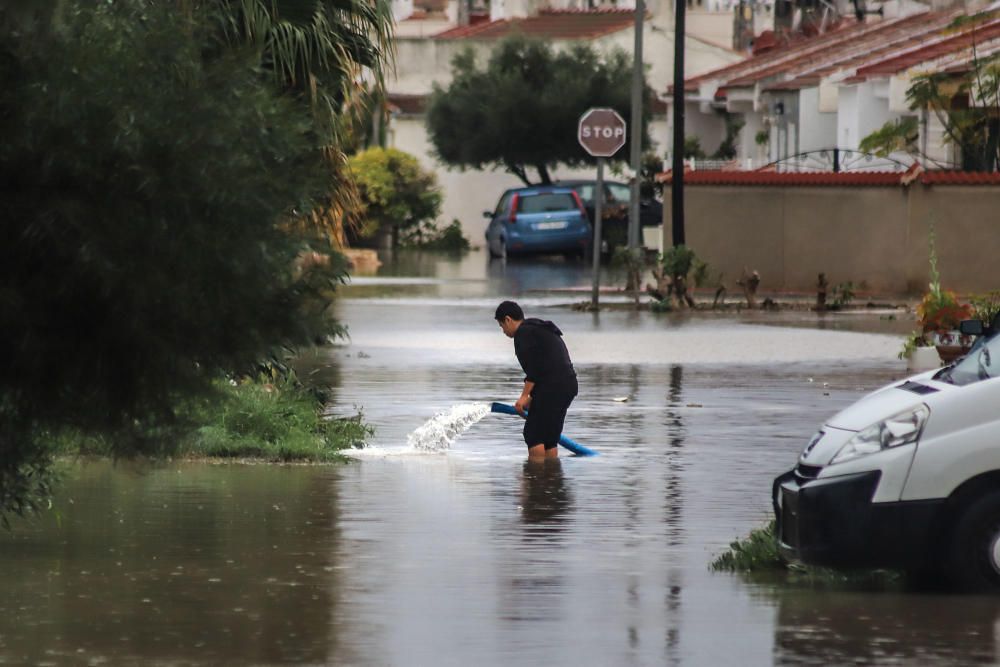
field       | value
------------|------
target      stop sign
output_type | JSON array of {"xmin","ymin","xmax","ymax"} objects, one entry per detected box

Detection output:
[{"xmin": 578, "ymin": 108, "xmax": 627, "ymax": 157}]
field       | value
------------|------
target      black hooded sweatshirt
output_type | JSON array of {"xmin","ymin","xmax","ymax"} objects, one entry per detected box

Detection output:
[{"xmin": 513, "ymin": 318, "xmax": 577, "ymax": 396}]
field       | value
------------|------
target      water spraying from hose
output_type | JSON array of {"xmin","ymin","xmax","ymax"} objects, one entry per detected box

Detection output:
[{"xmin": 407, "ymin": 403, "xmax": 492, "ymax": 452}]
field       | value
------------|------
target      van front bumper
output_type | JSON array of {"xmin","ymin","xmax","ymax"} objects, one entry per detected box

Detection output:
[{"xmin": 773, "ymin": 468, "xmax": 944, "ymax": 569}]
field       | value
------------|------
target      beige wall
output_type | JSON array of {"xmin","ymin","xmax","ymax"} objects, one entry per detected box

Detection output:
[{"xmin": 663, "ymin": 183, "xmax": 1000, "ymax": 295}]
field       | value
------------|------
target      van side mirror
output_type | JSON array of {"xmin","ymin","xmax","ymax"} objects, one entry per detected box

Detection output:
[
  {"xmin": 960, "ymin": 319, "xmax": 985, "ymax": 336},
  {"xmin": 482, "ymin": 211, "xmax": 493, "ymax": 219}
]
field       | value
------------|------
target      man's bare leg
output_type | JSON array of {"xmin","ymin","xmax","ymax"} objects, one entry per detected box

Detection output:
[{"xmin": 528, "ymin": 444, "xmax": 559, "ymax": 460}]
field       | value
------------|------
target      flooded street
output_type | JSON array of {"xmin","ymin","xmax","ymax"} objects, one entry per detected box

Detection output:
[{"xmin": 3, "ymin": 250, "xmax": 998, "ymax": 665}]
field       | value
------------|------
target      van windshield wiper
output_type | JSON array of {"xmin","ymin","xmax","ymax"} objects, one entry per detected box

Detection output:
[{"xmin": 934, "ymin": 367, "xmax": 956, "ymax": 384}]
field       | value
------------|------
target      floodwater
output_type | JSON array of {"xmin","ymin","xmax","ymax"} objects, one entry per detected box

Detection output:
[{"xmin": 3, "ymin": 250, "xmax": 998, "ymax": 666}]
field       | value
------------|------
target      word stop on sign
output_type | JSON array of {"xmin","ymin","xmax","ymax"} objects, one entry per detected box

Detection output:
[{"xmin": 580, "ymin": 126, "xmax": 626, "ymax": 139}]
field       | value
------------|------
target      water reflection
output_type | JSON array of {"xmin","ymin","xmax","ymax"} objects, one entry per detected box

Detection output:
[
  {"xmin": 772, "ymin": 590, "xmax": 1000, "ymax": 665},
  {"xmin": 519, "ymin": 459, "xmax": 572, "ymax": 529},
  {"xmin": 0, "ymin": 463, "xmax": 340, "ymax": 665}
]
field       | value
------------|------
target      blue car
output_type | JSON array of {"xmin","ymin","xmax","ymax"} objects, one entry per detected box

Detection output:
[{"xmin": 483, "ymin": 186, "xmax": 592, "ymax": 259}]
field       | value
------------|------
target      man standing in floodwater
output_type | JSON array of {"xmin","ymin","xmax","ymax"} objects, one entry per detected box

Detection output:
[{"xmin": 495, "ymin": 301, "xmax": 578, "ymax": 459}]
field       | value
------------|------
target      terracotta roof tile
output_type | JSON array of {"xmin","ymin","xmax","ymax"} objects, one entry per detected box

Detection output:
[
  {"xmin": 852, "ymin": 15, "xmax": 1000, "ymax": 79},
  {"xmin": 920, "ymin": 171, "xmax": 1000, "ymax": 185},
  {"xmin": 658, "ymin": 170, "xmax": 906, "ymax": 186},
  {"xmin": 656, "ymin": 169, "xmax": 1000, "ymax": 186},
  {"xmin": 386, "ymin": 93, "xmax": 427, "ymax": 115},
  {"xmin": 763, "ymin": 11, "xmax": 957, "ymax": 91},
  {"xmin": 675, "ymin": 10, "xmax": 1000, "ymax": 98},
  {"xmin": 724, "ymin": 11, "xmax": 947, "ymax": 89},
  {"xmin": 434, "ymin": 9, "xmax": 637, "ymax": 40}
]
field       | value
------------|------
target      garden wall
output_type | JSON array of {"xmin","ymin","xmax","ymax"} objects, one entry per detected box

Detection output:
[{"xmin": 660, "ymin": 172, "xmax": 1000, "ymax": 295}]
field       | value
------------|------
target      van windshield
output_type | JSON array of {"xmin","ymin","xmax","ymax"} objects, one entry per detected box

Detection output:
[
  {"xmin": 937, "ymin": 333, "xmax": 1000, "ymax": 386},
  {"xmin": 518, "ymin": 193, "xmax": 576, "ymax": 213}
]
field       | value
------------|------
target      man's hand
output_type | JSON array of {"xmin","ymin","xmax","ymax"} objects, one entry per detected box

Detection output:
[{"xmin": 514, "ymin": 394, "xmax": 532, "ymax": 416}]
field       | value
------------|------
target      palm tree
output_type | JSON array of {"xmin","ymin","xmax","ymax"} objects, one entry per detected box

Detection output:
[{"xmin": 208, "ymin": 0, "xmax": 396, "ymax": 244}]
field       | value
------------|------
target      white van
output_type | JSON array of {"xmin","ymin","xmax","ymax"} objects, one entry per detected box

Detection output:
[{"xmin": 774, "ymin": 319, "xmax": 1000, "ymax": 590}]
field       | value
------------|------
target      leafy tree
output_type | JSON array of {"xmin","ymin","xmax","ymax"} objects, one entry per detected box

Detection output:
[
  {"xmin": 860, "ymin": 14, "xmax": 1000, "ymax": 171},
  {"xmin": 426, "ymin": 36, "xmax": 652, "ymax": 185},
  {"xmin": 347, "ymin": 147, "xmax": 443, "ymax": 246},
  {"xmin": 0, "ymin": 1, "xmax": 389, "ymax": 522}
]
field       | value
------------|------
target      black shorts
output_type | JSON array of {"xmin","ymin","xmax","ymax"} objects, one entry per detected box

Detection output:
[{"xmin": 523, "ymin": 386, "xmax": 577, "ymax": 450}]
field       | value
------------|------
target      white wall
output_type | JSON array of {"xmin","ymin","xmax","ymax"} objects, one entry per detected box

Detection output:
[
  {"xmin": 797, "ymin": 86, "xmax": 837, "ymax": 152},
  {"xmin": 735, "ymin": 107, "xmax": 766, "ymax": 164},
  {"xmin": 837, "ymin": 81, "xmax": 898, "ymax": 151},
  {"xmin": 390, "ymin": 115, "xmax": 670, "ymax": 242},
  {"xmin": 665, "ymin": 101, "xmax": 727, "ymax": 159}
]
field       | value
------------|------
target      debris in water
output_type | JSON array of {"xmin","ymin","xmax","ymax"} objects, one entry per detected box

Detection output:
[
  {"xmin": 612, "ymin": 396, "xmax": 629, "ymax": 402},
  {"xmin": 407, "ymin": 403, "xmax": 491, "ymax": 452}
]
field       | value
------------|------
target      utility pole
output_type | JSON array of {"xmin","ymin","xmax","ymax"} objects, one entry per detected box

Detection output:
[
  {"xmin": 671, "ymin": 0, "xmax": 686, "ymax": 247},
  {"xmin": 628, "ymin": 0, "xmax": 644, "ymax": 250}
]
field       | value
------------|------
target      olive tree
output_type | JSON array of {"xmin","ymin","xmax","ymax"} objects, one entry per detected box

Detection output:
[{"xmin": 426, "ymin": 36, "xmax": 652, "ymax": 185}]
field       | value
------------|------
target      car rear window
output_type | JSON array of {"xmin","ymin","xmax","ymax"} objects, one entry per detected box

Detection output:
[{"xmin": 517, "ymin": 193, "xmax": 576, "ymax": 213}]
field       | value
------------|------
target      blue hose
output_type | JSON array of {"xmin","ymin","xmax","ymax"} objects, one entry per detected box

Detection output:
[{"xmin": 490, "ymin": 402, "xmax": 598, "ymax": 456}]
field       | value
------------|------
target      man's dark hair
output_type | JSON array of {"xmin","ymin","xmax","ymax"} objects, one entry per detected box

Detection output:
[{"xmin": 495, "ymin": 300, "xmax": 524, "ymax": 322}]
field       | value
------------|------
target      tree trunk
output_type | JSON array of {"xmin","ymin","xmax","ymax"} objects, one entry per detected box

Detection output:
[
  {"xmin": 737, "ymin": 268, "xmax": 760, "ymax": 308},
  {"xmin": 672, "ymin": 273, "xmax": 695, "ymax": 308},
  {"xmin": 505, "ymin": 161, "xmax": 532, "ymax": 186},
  {"xmin": 815, "ymin": 272, "xmax": 828, "ymax": 312},
  {"xmin": 645, "ymin": 265, "xmax": 671, "ymax": 302},
  {"xmin": 536, "ymin": 163, "xmax": 552, "ymax": 184}
]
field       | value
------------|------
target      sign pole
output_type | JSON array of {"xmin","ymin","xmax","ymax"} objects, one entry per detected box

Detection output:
[
  {"xmin": 591, "ymin": 158, "xmax": 605, "ymax": 309},
  {"xmin": 577, "ymin": 107, "xmax": 626, "ymax": 310}
]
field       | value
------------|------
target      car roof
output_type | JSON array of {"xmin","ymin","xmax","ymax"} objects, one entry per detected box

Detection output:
[
  {"xmin": 504, "ymin": 185, "xmax": 578, "ymax": 196},
  {"xmin": 554, "ymin": 179, "xmax": 627, "ymax": 188}
]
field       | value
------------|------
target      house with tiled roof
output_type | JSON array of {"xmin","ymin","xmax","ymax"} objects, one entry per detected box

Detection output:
[
  {"xmin": 384, "ymin": 0, "xmax": 743, "ymax": 242},
  {"xmin": 673, "ymin": 4, "xmax": 1000, "ymax": 171}
]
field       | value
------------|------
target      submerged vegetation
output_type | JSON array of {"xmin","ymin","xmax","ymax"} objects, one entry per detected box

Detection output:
[
  {"xmin": 54, "ymin": 376, "xmax": 372, "ymax": 464},
  {"xmin": 711, "ymin": 521, "xmax": 903, "ymax": 587},
  {"xmin": 710, "ymin": 521, "xmax": 785, "ymax": 572}
]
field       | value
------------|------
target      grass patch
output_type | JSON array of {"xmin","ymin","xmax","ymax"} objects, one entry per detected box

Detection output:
[
  {"xmin": 183, "ymin": 379, "xmax": 371, "ymax": 462},
  {"xmin": 711, "ymin": 520, "xmax": 785, "ymax": 572},
  {"xmin": 49, "ymin": 377, "xmax": 372, "ymax": 463},
  {"xmin": 711, "ymin": 521, "xmax": 902, "ymax": 587}
]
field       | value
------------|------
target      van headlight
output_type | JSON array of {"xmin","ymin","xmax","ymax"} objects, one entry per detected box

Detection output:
[{"xmin": 830, "ymin": 405, "xmax": 929, "ymax": 465}]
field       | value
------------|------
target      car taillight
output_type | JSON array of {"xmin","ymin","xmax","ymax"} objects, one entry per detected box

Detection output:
[
  {"xmin": 571, "ymin": 191, "xmax": 587, "ymax": 217},
  {"xmin": 508, "ymin": 194, "xmax": 519, "ymax": 224}
]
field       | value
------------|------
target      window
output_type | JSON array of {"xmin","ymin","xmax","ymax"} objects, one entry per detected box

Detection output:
[
  {"xmin": 517, "ymin": 193, "xmax": 576, "ymax": 213},
  {"xmin": 574, "ymin": 185, "xmax": 595, "ymax": 203},
  {"xmin": 608, "ymin": 184, "xmax": 630, "ymax": 203},
  {"xmin": 494, "ymin": 192, "xmax": 513, "ymax": 216}
]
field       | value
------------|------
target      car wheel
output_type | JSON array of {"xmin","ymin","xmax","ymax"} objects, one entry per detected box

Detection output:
[
  {"xmin": 487, "ymin": 238, "xmax": 501, "ymax": 259},
  {"xmin": 947, "ymin": 490, "xmax": 1000, "ymax": 592},
  {"xmin": 498, "ymin": 239, "xmax": 507, "ymax": 261}
]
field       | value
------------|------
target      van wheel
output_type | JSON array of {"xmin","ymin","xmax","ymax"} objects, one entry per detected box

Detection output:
[{"xmin": 947, "ymin": 491, "xmax": 1000, "ymax": 592}]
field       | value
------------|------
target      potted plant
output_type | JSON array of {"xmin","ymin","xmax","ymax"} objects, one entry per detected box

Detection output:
[
  {"xmin": 918, "ymin": 287, "xmax": 973, "ymax": 363},
  {"xmin": 900, "ymin": 221, "xmax": 972, "ymax": 368}
]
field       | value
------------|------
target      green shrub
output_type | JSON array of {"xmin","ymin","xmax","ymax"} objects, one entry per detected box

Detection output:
[
  {"xmin": 347, "ymin": 147, "xmax": 442, "ymax": 244},
  {"xmin": 405, "ymin": 219, "xmax": 471, "ymax": 252}
]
